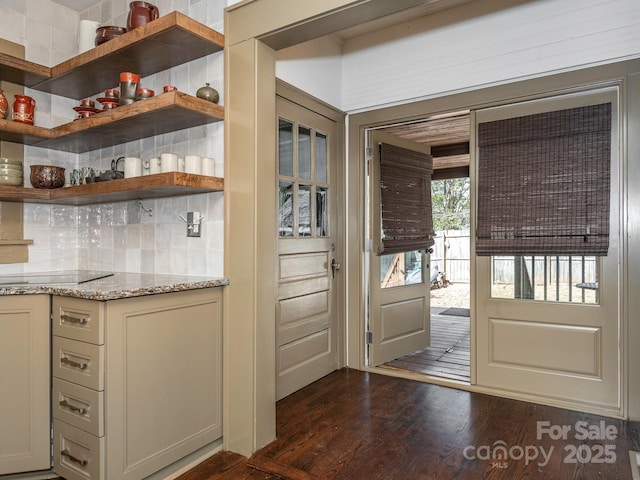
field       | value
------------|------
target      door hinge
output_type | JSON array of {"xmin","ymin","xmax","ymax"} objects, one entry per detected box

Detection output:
[
  {"xmin": 365, "ymin": 147, "xmax": 373, "ymax": 160},
  {"xmin": 365, "ymin": 238, "xmax": 373, "ymax": 252},
  {"xmin": 365, "ymin": 331, "xmax": 373, "ymax": 345}
]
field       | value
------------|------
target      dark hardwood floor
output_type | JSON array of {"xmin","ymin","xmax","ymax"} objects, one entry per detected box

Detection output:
[
  {"xmin": 382, "ymin": 307, "xmax": 470, "ymax": 381},
  {"xmin": 181, "ymin": 369, "xmax": 640, "ymax": 480}
]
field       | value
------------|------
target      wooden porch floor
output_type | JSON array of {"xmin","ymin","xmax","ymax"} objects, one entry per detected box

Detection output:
[
  {"xmin": 381, "ymin": 307, "xmax": 471, "ymax": 382},
  {"xmin": 179, "ymin": 369, "xmax": 640, "ymax": 480}
]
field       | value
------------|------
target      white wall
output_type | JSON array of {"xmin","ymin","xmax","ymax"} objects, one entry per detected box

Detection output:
[
  {"xmin": 0, "ymin": 0, "xmax": 226, "ymax": 276},
  {"xmin": 341, "ymin": 0, "xmax": 640, "ymax": 112},
  {"xmin": 276, "ymin": 35, "xmax": 343, "ymax": 108}
]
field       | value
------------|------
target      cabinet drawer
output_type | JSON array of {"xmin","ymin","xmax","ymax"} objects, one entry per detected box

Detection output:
[
  {"xmin": 53, "ymin": 337, "xmax": 104, "ymax": 391},
  {"xmin": 53, "ymin": 296, "xmax": 104, "ymax": 345},
  {"xmin": 53, "ymin": 378, "xmax": 104, "ymax": 437},
  {"xmin": 53, "ymin": 419, "xmax": 104, "ymax": 480}
]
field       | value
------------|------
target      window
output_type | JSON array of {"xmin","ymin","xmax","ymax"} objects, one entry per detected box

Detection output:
[
  {"xmin": 491, "ymin": 255, "xmax": 599, "ymax": 304},
  {"xmin": 278, "ymin": 118, "xmax": 329, "ymax": 238}
]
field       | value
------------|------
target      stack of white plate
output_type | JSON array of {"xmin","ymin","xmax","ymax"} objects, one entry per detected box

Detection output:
[{"xmin": 0, "ymin": 158, "xmax": 24, "ymax": 186}]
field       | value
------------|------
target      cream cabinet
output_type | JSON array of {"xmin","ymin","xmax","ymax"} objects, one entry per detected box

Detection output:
[
  {"xmin": 51, "ymin": 288, "xmax": 222, "ymax": 480},
  {"xmin": 0, "ymin": 295, "xmax": 51, "ymax": 475}
]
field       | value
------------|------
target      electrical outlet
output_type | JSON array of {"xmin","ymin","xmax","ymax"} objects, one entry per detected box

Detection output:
[{"xmin": 186, "ymin": 211, "xmax": 203, "ymax": 237}]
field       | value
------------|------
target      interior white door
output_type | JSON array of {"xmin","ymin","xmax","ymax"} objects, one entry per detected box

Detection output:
[
  {"xmin": 276, "ymin": 94, "xmax": 340, "ymax": 400},
  {"xmin": 368, "ymin": 130, "xmax": 431, "ymax": 366},
  {"xmin": 474, "ymin": 88, "xmax": 622, "ymax": 416}
]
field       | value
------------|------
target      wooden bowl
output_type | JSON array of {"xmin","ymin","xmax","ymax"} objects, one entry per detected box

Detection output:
[{"xmin": 30, "ymin": 165, "xmax": 65, "ymax": 189}]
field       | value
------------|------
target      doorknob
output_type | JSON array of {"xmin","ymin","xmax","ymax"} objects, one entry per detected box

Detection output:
[{"xmin": 331, "ymin": 258, "xmax": 341, "ymax": 278}]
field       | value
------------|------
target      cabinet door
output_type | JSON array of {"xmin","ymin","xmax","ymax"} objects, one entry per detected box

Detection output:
[
  {"xmin": 0, "ymin": 295, "xmax": 51, "ymax": 475},
  {"xmin": 105, "ymin": 289, "xmax": 222, "ymax": 480}
]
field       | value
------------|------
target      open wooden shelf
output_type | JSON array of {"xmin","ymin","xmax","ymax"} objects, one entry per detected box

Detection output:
[
  {"xmin": 0, "ymin": 92, "xmax": 223, "ymax": 153},
  {"xmin": 0, "ymin": 118, "xmax": 52, "ymax": 145},
  {"xmin": 34, "ymin": 12, "xmax": 224, "ymax": 99},
  {"xmin": 0, "ymin": 52, "xmax": 51, "ymax": 87},
  {"xmin": 49, "ymin": 91, "xmax": 223, "ymax": 153},
  {"xmin": 0, "ymin": 12, "xmax": 225, "ymax": 204},
  {"xmin": 0, "ymin": 172, "xmax": 224, "ymax": 205}
]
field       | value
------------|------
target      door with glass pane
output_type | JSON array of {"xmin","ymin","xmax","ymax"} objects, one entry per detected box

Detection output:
[
  {"xmin": 368, "ymin": 130, "xmax": 432, "ymax": 366},
  {"xmin": 276, "ymin": 95, "xmax": 339, "ymax": 400},
  {"xmin": 475, "ymin": 88, "xmax": 622, "ymax": 416}
]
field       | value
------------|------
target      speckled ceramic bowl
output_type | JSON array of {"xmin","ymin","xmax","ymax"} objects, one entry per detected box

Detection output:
[{"xmin": 30, "ymin": 165, "xmax": 65, "ymax": 189}]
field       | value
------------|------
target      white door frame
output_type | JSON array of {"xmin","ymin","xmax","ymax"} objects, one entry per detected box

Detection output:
[{"xmin": 347, "ymin": 60, "xmax": 637, "ymax": 419}]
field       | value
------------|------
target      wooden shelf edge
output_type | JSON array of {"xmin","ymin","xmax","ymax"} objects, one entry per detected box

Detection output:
[
  {"xmin": 0, "ymin": 92, "xmax": 224, "ymax": 153},
  {"xmin": 0, "ymin": 173, "xmax": 224, "ymax": 205},
  {"xmin": 37, "ymin": 12, "xmax": 225, "ymax": 99},
  {"xmin": 49, "ymin": 92, "xmax": 224, "ymax": 138},
  {"xmin": 0, "ymin": 239, "xmax": 34, "ymax": 246},
  {"xmin": 0, "ymin": 118, "xmax": 53, "ymax": 140},
  {"xmin": 0, "ymin": 52, "xmax": 51, "ymax": 87}
]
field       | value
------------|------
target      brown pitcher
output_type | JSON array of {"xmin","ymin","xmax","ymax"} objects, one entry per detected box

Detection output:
[
  {"xmin": 126, "ymin": 1, "xmax": 159, "ymax": 30},
  {"xmin": 13, "ymin": 94, "xmax": 35, "ymax": 125}
]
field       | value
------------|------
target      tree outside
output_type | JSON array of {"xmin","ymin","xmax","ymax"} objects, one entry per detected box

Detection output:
[{"xmin": 431, "ymin": 178, "xmax": 470, "ymax": 232}]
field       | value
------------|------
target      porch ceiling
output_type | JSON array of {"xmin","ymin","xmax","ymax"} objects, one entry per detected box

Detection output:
[{"xmin": 379, "ymin": 113, "xmax": 470, "ymax": 171}]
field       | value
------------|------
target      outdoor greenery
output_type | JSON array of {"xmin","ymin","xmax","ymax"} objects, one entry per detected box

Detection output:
[{"xmin": 431, "ymin": 178, "xmax": 470, "ymax": 231}]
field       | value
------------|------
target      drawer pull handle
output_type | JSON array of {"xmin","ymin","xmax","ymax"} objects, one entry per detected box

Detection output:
[
  {"xmin": 59, "ymin": 399, "xmax": 88, "ymax": 415},
  {"xmin": 61, "ymin": 449, "xmax": 89, "ymax": 467},
  {"xmin": 60, "ymin": 357, "xmax": 88, "ymax": 370},
  {"xmin": 61, "ymin": 314, "xmax": 88, "ymax": 325}
]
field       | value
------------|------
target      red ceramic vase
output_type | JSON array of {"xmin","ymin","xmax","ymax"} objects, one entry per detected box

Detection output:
[
  {"xmin": 13, "ymin": 94, "xmax": 35, "ymax": 125},
  {"xmin": 0, "ymin": 89, "xmax": 8, "ymax": 119}
]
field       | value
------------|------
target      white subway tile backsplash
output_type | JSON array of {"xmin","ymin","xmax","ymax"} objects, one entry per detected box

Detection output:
[
  {"xmin": 140, "ymin": 224, "xmax": 156, "ymax": 249},
  {"xmin": 187, "ymin": 248, "xmax": 207, "ymax": 275},
  {"xmin": 113, "ymin": 226, "xmax": 126, "ymax": 249},
  {"xmin": 100, "ymin": 1, "xmax": 114, "ymax": 25},
  {"xmin": 24, "ymin": 204, "xmax": 52, "ymax": 226},
  {"xmin": 113, "ymin": 0, "xmax": 128, "ymax": 19},
  {"xmin": 52, "ymin": 205, "xmax": 79, "ymax": 227},
  {"xmin": 26, "ymin": 0, "xmax": 54, "ymax": 27},
  {"xmin": 126, "ymin": 224, "xmax": 141, "ymax": 249},
  {"xmin": 140, "ymin": 249, "xmax": 155, "ymax": 273}
]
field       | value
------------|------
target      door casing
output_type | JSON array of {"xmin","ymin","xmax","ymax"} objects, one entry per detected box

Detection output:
[{"xmin": 347, "ymin": 61, "xmax": 636, "ymax": 419}]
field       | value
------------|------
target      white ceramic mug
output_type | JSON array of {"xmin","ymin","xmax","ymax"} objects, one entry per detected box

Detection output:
[
  {"xmin": 202, "ymin": 157, "xmax": 215, "ymax": 176},
  {"xmin": 124, "ymin": 156, "xmax": 142, "ymax": 178},
  {"xmin": 149, "ymin": 157, "xmax": 161, "ymax": 174},
  {"xmin": 214, "ymin": 158, "xmax": 224, "ymax": 178},
  {"xmin": 160, "ymin": 153, "xmax": 178, "ymax": 172},
  {"xmin": 185, "ymin": 154, "xmax": 202, "ymax": 174}
]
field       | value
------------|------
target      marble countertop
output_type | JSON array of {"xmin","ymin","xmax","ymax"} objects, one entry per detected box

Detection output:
[{"xmin": 0, "ymin": 272, "xmax": 229, "ymax": 301}]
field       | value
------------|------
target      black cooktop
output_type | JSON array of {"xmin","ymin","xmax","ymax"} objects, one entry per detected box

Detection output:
[{"xmin": 0, "ymin": 270, "xmax": 114, "ymax": 286}]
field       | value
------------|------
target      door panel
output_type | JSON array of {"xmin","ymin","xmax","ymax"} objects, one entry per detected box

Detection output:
[
  {"xmin": 474, "ymin": 88, "xmax": 621, "ymax": 415},
  {"xmin": 369, "ymin": 131, "xmax": 431, "ymax": 366},
  {"xmin": 276, "ymin": 94, "xmax": 340, "ymax": 400}
]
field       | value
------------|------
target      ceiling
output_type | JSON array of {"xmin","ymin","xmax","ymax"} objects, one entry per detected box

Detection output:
[{"xmin": 379, "ymin": 113, "xmax": 471, "ymax": 172}]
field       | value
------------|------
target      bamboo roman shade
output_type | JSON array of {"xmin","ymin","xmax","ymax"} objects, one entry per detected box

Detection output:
[
  {"xmin": 378, "ymin": 142, "xmax": 435, "ymax": 255},
  {"xmin": 476, "ymin": 102, "xmax": 612, "ymax": 256}
]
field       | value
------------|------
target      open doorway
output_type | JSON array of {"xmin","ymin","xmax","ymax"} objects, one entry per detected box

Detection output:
[{"xmin": 374, "ymin": 112, "xmax": 472, "ymax": 383}]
